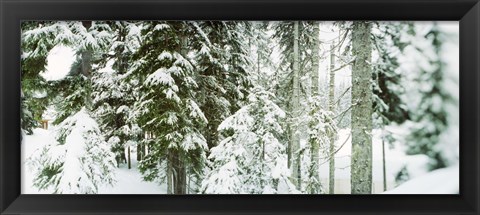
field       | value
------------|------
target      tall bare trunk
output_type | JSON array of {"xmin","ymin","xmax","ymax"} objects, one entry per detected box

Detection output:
[
  {"xmin": 309, "ymin": 22, "xmax": 321, "ymax": 194},
  {"xmin": 382, "ymin": 139, "xmax": 387, "ymax": 191},
  {"xmin": 350, "ymin": 21, "xmax": 373, "ymax": 194},
  {"xmin": 328, "ymin": 44, "xmax": 336, "ymax": 194},
  {"xmin": 289, "ymin": 21, "xmax": 302, "ymax": 190}
]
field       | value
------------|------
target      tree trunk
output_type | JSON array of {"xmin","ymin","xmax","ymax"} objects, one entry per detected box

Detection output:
[
  {"xmin": 350, "ymin": 21, "xmax": 373, "ymax": 194},
  {"xmin": 137, "ymin": 144, "xmax": 143, "ymax": 161},
  {"xmin": 328, "ymin": 44, "xmax": 337, "ymax": 194},
  {"xmin": 170, "ymin": 150, "xmax": 187, "ymax": 194},
  {"xmin": 309, "ymin": 22, "xmax": 321, "ymax": 194},
  {"xmin": 382, "ymin": 139, "xmax": 387, "ymax": 191},
  {"xmin": 170, "ymin": 33, "xmax": 189, "ymax": 195},
  {"xmin": 167, "ymin": 153, "xmax": 173, "ymax": 194},
  {"xmin": 81, "ymin": 21, "xmax": 93, "ymax": 110},
  {"xmin": 290, "ymin": 21, "xmax": 301, "ymax": 190},
  {"xmin": 127, "ymin": 146, "xmax": 131, "ymax": 169}
]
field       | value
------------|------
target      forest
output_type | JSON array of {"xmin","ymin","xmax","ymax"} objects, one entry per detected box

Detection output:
[{"xmin": 21, "ymin": 21, "xmax": 459, "ymax": 194}]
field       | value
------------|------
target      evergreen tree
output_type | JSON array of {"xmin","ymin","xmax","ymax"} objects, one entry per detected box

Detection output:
[
  {"xmin": 21, "ymin": 21, "xmax": 60, "ymax": 134},
  {"xmin": 371, "ymin": 22, "xmax": 412, "ymax": 190},
  {"xmin": 24, "ymin": 21, "xmax": 117, "ymax": 193},
  {"xmin": 132, "ymin": 21, "xmax": 208, "ymax": 194},
  {"xmin": 192, "ymin": 21, "xmax": 251, "ymax": 150},
  {"xmin": 92, "ymin": 21, "xmax": 143, "ymax": 167},
  {"xmin": 303, "ymin": 97, "xmax": 337, "ymax": 194},
  {"xmin": 405, "ymin": 23, "xmax": 458, "ymax": 170},
  {"xmin": 29, "ymin": 108, "xmax": 116, "ymax": 193},
  {"xmin": 202, "ymin": 87, "xmax": 295, "ymax": 194}
]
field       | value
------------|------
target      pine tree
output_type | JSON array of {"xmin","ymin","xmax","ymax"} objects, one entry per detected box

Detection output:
[
  {"xmin": 21, "ymin": 21, "xmax": 60, "ymax": 134},
  {"xmin": 29, "ymin": 108, "xmax": 116, "ymax": 193},
  {"xmin": 131, "ymin": 21, "xmax": 208, "ymax": 194},
  {"xmin": 350, "ymin": 21, "xmax": 373, "ymax": 194},
  {"xmin": 92, "ymin": 21, "xmax": 143, "ymax": 167},
  {"xmin": 405, "ymin": 23, "xmax": 457, "ymax": 170},
  {"xmin": 371, "ymin": 22, "xmax": 412, "ymax": 190},
  {"xmin": 201, "ymin": 87, "xmax": 295, "ymax": 194},
  {"xmin": 24, "ymin": 21, "xmax": 117, "ymax": 193},
  {"xmin": 193, "ymin": 21, "xmax": 251, "ymax": 151}
]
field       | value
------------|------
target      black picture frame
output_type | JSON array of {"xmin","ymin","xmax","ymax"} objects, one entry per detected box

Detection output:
[{"xmin": 1, "ymin": 0, "xmax": 479, "ymax": 214}]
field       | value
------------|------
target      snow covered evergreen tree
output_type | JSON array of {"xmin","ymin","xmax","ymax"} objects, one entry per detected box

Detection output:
[
  {"xmin": 131, "ymin": 21, "xmax": 208, "ymax": 194},
  {"xmin": 404, "ymin": 23, "xmax": 458, "ymax": 170},
  {"xmin": 92, "ymin": 21, "xmax": 143, "ymax": 167},
  {"xmin": 202, "ymin": 88, "xmax": 296, "ymax": 194},
  {"xmin": 24, "ymin": 21, "xmax": 117, "ymax": 193},
  {"xmin": 303, "ymin": 96, "xmax": 337, "ymax": 194},
  {"xmin": 192, "ymin": 21, "xmax": 251, "ymax": 150},
  {"xmin": 372, "ymin": 23, "xmax": 411, "ymax": 128},
  {"xmin": 21, "ymin": 21, "xmax": 60, "ymax": 134},
  {"xmin": 29, "ymin": 108, "xmax": 116, "ymax": 193}
]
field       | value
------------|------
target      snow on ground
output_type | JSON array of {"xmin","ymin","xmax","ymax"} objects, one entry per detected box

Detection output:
[
  {"xmin": 383, "ymin": 164, "xmax": 459, "ymax": 194},
  {"xmin": 23, "ymin": 127, "xmax": 454, "ymax": 194},
  {"xmin": 317, "ymin": 128, "xmax": 431, "ymax": 194},
  {"xmin": 22, "ymin": 127, "xmax": 167, "ymax": 194},
  {"xmin": 22, "ymin": 128, "xmax": 55, "ymax": 194}
]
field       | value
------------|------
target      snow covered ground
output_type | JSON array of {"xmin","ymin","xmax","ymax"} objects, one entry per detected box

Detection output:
[
  {"xmin": 22, "ymin": 126, "xmax": 456, "ymax": 194},
  {"xmin": 21, "ymin": 128, "xmax": 167, "ymax": 194},
  {"xmin": 317, "ymin": 128, "xmax": 433, "ymax": 194},
  {"xmin": 383, "ymin": 164, "xmax": 459, "ymax": 194}
]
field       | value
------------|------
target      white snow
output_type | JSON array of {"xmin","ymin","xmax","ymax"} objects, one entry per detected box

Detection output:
[
  {"xmin": 22, "ymin": 126, "xmax": 167, "ymax": 194},
  {"xmin": 41, "ymin": 45, "xmax": 76, "ymax": 81},
  {"xmin": 383, "ymin": 164, "xmax": 459, "ymax": 194},
  {"xmin": 317, "ymin": 128, "xmax": 432, "ymax": 194}
]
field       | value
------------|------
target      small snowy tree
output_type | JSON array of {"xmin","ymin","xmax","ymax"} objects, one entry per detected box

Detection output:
[
  {"xmin": 302, "ymin": 96, "xmax": 337, "ymax": 194},
  {"xmin": 202, "ymin": 88, "xmax": 296, "ymax": 194},
  {"xmin": 29, "ymin": 108, "xmax": 116, "ymax": 194}
]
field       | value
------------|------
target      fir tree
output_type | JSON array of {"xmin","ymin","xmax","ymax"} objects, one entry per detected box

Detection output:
[
  {"xmin": 132, "ymin": 21, "xmax": 208, "ymax": 194},
  {"xmin": 202, "ymin": 87, "xmax": 295, "ymax": 194},
  {"xmin": 29, "ymin": 108, "xmax": 116, "ymax": 193},
  {"xmin": 405, "ymin": 23, "xmax": 458, "ymax": 170},
  {"xmin": 192, "ymin": 21, "xmax": 251, "ymax": 150}
]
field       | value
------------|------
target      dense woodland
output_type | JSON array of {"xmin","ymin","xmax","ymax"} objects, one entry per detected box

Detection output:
[{"xmin": 21, "ymin": 21, "xmax": 459, "ymax": 194}]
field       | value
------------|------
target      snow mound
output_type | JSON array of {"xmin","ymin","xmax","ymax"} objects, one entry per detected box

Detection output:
[{"xmin": 383, "ymin": 164, "xmax": 459, "ymax": 194}]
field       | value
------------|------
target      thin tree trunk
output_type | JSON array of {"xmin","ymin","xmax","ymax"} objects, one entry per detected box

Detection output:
[
  {"xmin": 290, "ymin": 21, "xmax": 301, "ymax": 190},
  {"xmin": 137, "ymin": 144, "xmax": 143, "ymax": 161},
  {"xmin": 127, "ymin": 146, "xmax": 131, "ymax": 169},
  {"xmin": 382, "ymin": 139, "xmax": 387, "ymax": 191},
  {"xmin": 350, "ymin": 21, "xmax": 373, "ymax": 194},
  {"xmin": 309, "ymin": 22, "xmax": 321, "ymax": 194},
  {"xmin": 167, "ymin": 153, "xmax": 173, "ymax": 194},
  {"xmin": 81, "ymin": 21, "xmax": 93, "ymax": 110},
  {"xmin": 328, "ymin": 44, "xmax": 337, "ymax": 194}
]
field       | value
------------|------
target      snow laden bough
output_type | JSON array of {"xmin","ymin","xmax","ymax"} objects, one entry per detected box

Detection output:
[
  {"xmin": 201, "ymin": 88, "xmax": 298, "ymax": 194},
  {"xmin": 28, "ymin": 108, "xmax": 117, "ymax": 194}
]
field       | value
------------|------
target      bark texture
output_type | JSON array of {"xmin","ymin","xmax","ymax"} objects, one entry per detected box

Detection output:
[
  {"xmin": 309, "ymin": 22, "xmax": 321, "ymax": 194},
  {"xmin": 328, "ymin": 44, "xmax": 336, "ymax": 194},
  {"xmin": 290, "ymin": 21, "xmax": 301, "ymax": 189},
  {"xmin": 350, "ymin": 21, "xmax": 373, "ymax": 194}
]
